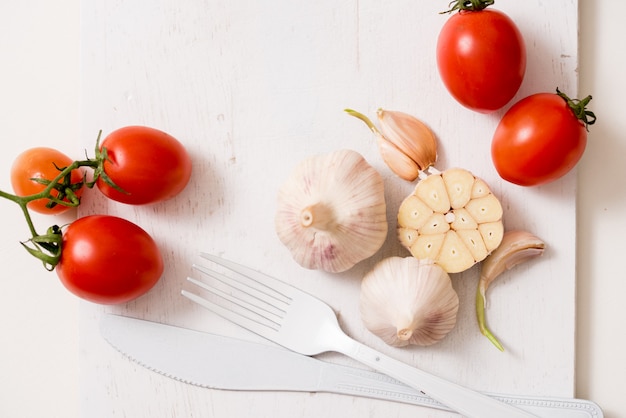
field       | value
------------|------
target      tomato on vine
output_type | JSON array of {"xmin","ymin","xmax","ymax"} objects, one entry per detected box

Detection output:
[
  {"xmin": 10, "ymin": 147, "xmax": 84, "ymax": 214},
  {"xmin": 96, "ymin": 126, "xmax": 192, "ymax": 205},
  {"xmin": 491, "ymin": 88, "xmax": 596, "ymax": 186},
  {"xmin": 1, "ymin": 126, "xmax": 191, "ymax": 304},
  {"xmin": 56, "ymin": 215, "xmax": 164, "ymax": 305},
  {"xmin": 437, "ymin": 0, "xmax": 526, "ymax": 113}
]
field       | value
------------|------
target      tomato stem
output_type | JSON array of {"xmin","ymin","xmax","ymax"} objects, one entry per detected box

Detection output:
[
  {"xmin": 441, "ymin": 0, "xmax": 495, "ymax": 14},
  {"xmin": 20, "ymin": 225, "xmax": 64, "ymax": 271},
  {"xmin": 556, "ymin": 87, "xmax": 596, "ymax": 132}
]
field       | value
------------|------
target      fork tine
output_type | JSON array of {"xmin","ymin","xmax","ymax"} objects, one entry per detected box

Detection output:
[
  {"xmin": 199, "ymin": 252, "xmax": 295, "ymax": 297},
  {"xmin": 192, "ymin": 263, "xmax": 290, "ymax": 308},
  {"xmin": 182, "ymin": 254, "xmax": 298, "ymax": 337},
  {"xmin": 186, "ymin": 276, "xmax": 284, "ymax": 323},
  {"xmin": 182, "ymin": 285, "xmax": 281, "ymax": 334}
]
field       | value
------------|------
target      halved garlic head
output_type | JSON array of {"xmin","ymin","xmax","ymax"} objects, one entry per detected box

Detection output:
[
  {"xmin": 345, "ymin": 108, "xmax": 437, "ymax": 181},
  {"xmin": 360, "ymin": 256, "xmax": 459, "ymax": 347},
  {"xmin": 397, "ymin": 168, "xmax": 504, "ymax": 273},
  {"xmin": 275, "ymin": 149, "xmax": 388, "ymax": 273}
]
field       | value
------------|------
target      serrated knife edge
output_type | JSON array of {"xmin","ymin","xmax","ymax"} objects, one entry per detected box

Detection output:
[{"xmin": 99, "ymin": 314, "xmax": 603, "ymax": 418}]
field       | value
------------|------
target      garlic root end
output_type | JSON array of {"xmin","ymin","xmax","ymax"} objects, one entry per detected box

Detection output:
[
  {"xmin": 300, "ymin": 203, "xmax": 334, "ymax": 230},
  {"xmin": 397, "ymin": 328, "xmax": 413, "ymax": 341}
]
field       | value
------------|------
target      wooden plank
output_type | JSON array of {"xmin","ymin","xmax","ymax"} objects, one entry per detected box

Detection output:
[{"xmin": 78, "ymin": 0, "xmax": 578, "ymax": 416}]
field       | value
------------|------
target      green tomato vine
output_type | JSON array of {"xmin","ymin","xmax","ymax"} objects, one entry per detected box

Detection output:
[
  {"xmin": 441, "ymin": 0, "xmax": 495, "ymax": 14},
  {"xmin": 0, "ymin": 131, "xmax": 125, "ymax": 270}
]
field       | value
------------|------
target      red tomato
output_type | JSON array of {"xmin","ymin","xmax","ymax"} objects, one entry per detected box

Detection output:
[
  {"xmin": 97, "ymin": 126, "xmax": 192, "ymax": 204},
  {"xmin": 436, "ymin": 7, "xmax": 526, "ymax": 113},
  {"xmin": 56, "ymin": 215, "xmax": 164, "ymax": 304},
  {"xmin": 10, "ymin": 147, "xmax": 84, "ymax": 214},
  {"xmin": 491, "ymin": 90, "xmax": 595, "ymax": 186}
]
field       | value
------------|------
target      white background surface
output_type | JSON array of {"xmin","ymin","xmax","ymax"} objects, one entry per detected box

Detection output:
[{"xmin": 0, "ymin": 1, "xmax": 624, "ymax": 417}]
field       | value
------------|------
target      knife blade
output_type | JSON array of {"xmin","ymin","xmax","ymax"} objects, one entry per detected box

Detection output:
[{"xmin": 99, "ymin": 314, "xmax": 603, "ymax": 418}]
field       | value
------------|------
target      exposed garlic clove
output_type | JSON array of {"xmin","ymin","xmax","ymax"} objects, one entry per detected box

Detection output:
[
  {"xmin": 414, "ymin": 173, "xmax": 450, "ymax": 213},
  {"xmin": 476, "ymin": 230, "xmax": 546, "ymax": 351},
  {"xmin": 360, "ymin": 256, "xmax": 459, "ymax": 347},
  {"xmin": 397, "ymin": 195, "xmax": 433, "ymax": 230},
  {"xmin": 345, "ymin": 108, "xmax": 437, "ymax": 181},
  {"xmin": 442, "ymin": 168, "xmax": 475, "ymax": 209},
  {"xmin": 275, "ymin": 149, "xmax": 388, "ymax": 273},
  {"xmin": 397, "ymin": 168, "xmax": 504, "ymax": 273}
]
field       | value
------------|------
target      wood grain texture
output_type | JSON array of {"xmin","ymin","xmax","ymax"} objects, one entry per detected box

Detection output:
[{"xmin": 79, "ymin": 0, "xmax": 578, "ymax": 416}]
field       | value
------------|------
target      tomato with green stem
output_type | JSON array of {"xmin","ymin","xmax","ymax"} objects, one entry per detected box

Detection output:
[
  {"xmin": 1, "ymin": 128, "xmax": 184, "ymax": 304},
  {"xmin": 491, "ymin": 88, "xmax": 596, "ymax": 186},
  {"xmin": 55, "ymin": 215, "xmax": 164, "ymax": 304},
  {"xmin": 437, "ymin": 0, "xmax": 526, "ymax": 113},
  {"xmin": 10, "ymin": 147, "xmax": 85, "ymax": 214},
  {"xmin": 97, "ymin": 126, "xmax": 192, "ymax": 205}
]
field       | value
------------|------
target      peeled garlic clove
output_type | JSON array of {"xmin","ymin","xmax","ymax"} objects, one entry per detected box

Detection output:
[
  {"xmin": 345, "ymin": 108, "xmax": 437, "ymax": 181},
  {"xmin": 476, "ymin": 230, "xmax": 546, "ymax": 351},
  {"xmin": 275, "ymin": 149, "xmax": 388, "ymax": 273},
  {"xmin": 360, "ymin": 256, "xmax": 459, "ymax": 347},
  {"xmin": 397, "ymin": 168, "xmax": 504, "ymax": 273},
  {"xmin": 442, "ymin": 167, "xmax": 475, "ymax": 209}
]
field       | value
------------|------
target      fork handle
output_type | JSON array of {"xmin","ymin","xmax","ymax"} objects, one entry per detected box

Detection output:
[{"xmin": 335, "ymin": 335, "xmax": 539, "ymax": 418}]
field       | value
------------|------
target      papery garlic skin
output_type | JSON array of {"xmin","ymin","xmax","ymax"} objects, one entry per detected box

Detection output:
[
  {"xmin": 377, "ymin": 109, "xmax": 437, "ymax": 174},
  {"xmin": 476, "ymin": 230, "xmax": 545, "ymax": 351},
  {"xmin": 275, "ymin": 149, "xmax": 388, "ymax": 273},
  {"xmin": 345, "ymin": 108, "xmax": 437, "ymax": 181},
  {"xmin": 360, "ymin": 256, "xmax": 459, "ymax": 347}
]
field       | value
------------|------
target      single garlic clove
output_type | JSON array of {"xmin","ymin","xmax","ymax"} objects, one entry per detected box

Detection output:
[
  {"xmin": 275, "ymin": 149, "xmax": 388, "ymax": 273},
  {"xmin": 442, "ymin": 168, "xmax": 475, "ymax": 209},
  {"xmin": 471, "ymin": 178, "xmax": 491, "ymax": 198},
  {"xmin": 360, "ymin": 256, "xmax": 459, "ymax": 347},
  {"xmin": 397, "ymin": 195, "xmax": 433, "ymax": 230},
  {"xmin": 345, "ymin": 108, "xmax": 437, "ymax": 181},
  {"xmin": 414, "ymin": 173, "xmax": 451, "ymax": 213},
  {"xmin": 465, "ymin": 194, "xmax": 504, "ymax": 224},
  {"xmin": 397, "ymin": 168, "xmax": 504, "ymax": 273},
  {"xmin": 479, "ymin": 221, "xmax": 506, "ymax": 252},
  {"xmin": 376, "ymin": 137, "xmax": 421, "ymax": 181},
  {"xmin": 437, "ymin": 230, "xmax": 476, "ymax": 273},
  {"xmin": 457, "ymin": 229, "xmax": 489, "ymax": 262},
  {"xmin": 476, "ymin": 230, "xmax": 546, "ymax": 351},
  {"xmin": 450, "ymin": 208, "xmax": 478, "ymax": 230},
  {"xmin": 376, "ymin": 109, "xmax": 438, "ymax": 172}
]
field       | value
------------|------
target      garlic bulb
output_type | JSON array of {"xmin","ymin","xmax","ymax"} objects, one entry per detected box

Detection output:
[
  {"xmin": 397, "ymin": 167, "xmax": 504, "ymax": 273},
  {"xmin": 345, "ymin": 108, "xmax": 437, "ymax": 181},
  {"xmin": 360, "ymin": 256, "xmax": 459, "ymax": 347},
  {"xmin": 275, "ymin": 149, "xmax": 388, "ymax": 273},
  {"xmin": 477, "ymin": 230, "xmax": 545, "ymax": 351}
]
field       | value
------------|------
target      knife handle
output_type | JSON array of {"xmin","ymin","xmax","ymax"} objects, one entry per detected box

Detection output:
[
  {"xmin": 335, "ymin": 335, "xmax": 538, "ymax": 418},
  {"xmin": 316, "ymin": 361, "xmax": 602, "ymax": 418}
]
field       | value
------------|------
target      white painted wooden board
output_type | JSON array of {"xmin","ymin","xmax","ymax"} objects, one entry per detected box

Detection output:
[{"xmin": 78, "ymin": 0, "xmax": 578, "ymax": 416}]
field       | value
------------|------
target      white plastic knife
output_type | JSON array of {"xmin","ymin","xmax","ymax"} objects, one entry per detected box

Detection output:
[{"xmin": 99, "ymin": 314, "xmax": 603, "ymax": 417}]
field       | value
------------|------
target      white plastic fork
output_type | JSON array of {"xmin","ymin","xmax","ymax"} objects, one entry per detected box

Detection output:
[{"xmin": 181, "ymin": 253, "xmax": 539, "ymax": 418}]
